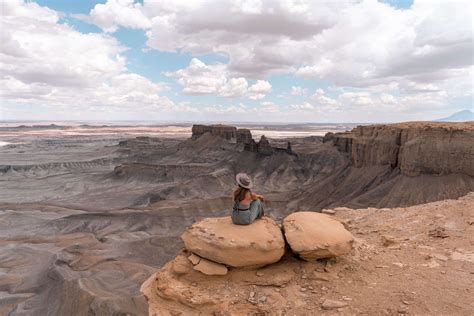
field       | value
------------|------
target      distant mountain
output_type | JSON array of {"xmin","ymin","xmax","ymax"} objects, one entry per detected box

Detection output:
[{"xmin": 437, "ymin": 110, "xmax": 473, "ymax": 122}]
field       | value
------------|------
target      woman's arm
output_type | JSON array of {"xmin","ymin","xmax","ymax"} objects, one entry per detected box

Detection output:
[{"xmin": 251, "ymin": 192, "xmax": 264, "ymax": 201}]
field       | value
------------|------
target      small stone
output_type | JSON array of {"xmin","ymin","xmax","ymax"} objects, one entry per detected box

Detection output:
[
  {"xmin": 249, "ymin": 291, "xmax": 256, "ymax": 298},
  {"xmin": 381, "ymin": 235, "xmax": 398, "ymax": 247},
  {"xmin": 301, "ymin": 275, "xmax": 307, "ymax": 279},
  {"xmin": 402, "ymin": 300, "xmax": 410, "ymax": 305},
  {"xmin": 247, "ymin": 298, "xmax": 257, "ymax": 305},
  {"xmin": 321, "ymin": 209, "xmax": 336, "ymax": 215},
  {"xmin": 342, "ymin": 297, "xmax": 353, "ymax": 301},
  {"xmin": 256, "ymin": 271, "xmax": 264, "ymax": 277},
  {"xmin": 376, "ymin": 265, "xmax": 389, "ymax": 268},
  {"xmin": 193, "ymin": 257, "xmax": 228, "ymax": 275},
  {"xmin": 425, "ymin": 259, "xmax": 440, "ymax": 268},
  {"xmin": 258, "ymin": 296, "xmax": 267, "ymax": 303},
  {"xmin": 321, "ymin": 286, "xmax": 328, "ymax": 291},
  {"xmin": 188, "ymin": 253, "xmax": 201, "ymax": 265},
  {"xmin": 311, "ymin": 271, "xmax": 330, "ymax": 281},
  {"xmin": 308, "ymin": 286, "xmax": 314, "ymax": 290},
  {"xmin": 172, "ymin": 254, "xmax": 192, "ymax": 275},
  {"xmin": 275, "ymin": 288, "xmax": 280, "ymax": 292},
  {"xmin": 432, "ymin": 254, "xmax": 448, "ymax": 262},
  {"xmin": 392, "ymin": 262, "xmax": 406, "ymax": 268},
  {"xmin": 321, "ymin": 299, "xmax": 348, "ymax": 310},
  {"xmin": 300, "ymin": 287, "xmax": 307, "ymax": 292},
  {"xmin": 334, "ymin": 207, "xmax": 351, "ymax": 212},
  {"xmin": 428, "ymin": 227, "xmax": 449, "ymax": 238}
]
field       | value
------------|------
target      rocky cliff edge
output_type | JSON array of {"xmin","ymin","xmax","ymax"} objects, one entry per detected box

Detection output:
[{"xmin": 141, "ymin": 193, "xmax": 474, "ymax": 315}]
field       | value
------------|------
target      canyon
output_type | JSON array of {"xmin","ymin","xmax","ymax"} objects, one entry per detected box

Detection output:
[{"xmin": 0, "ymin": 122, "xmax": 472, "ymax": 315}]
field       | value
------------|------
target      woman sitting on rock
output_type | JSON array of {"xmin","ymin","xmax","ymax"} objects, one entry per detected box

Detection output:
[{"xmin": 231, "ymin": 173, "xmax": 265, "ymax": 225}]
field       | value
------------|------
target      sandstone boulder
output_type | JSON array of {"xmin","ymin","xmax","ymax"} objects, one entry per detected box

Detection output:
[
  {"xmin": 283, "ymin": 212, "xmax": 354, "ymax": 260},
  {"xmin": 181, "ymin": 217, "xmax": 285, "ymax": 267},
  {"xmin": 193, "ymin": 257, "xmax": 228, "ymax": 276}
]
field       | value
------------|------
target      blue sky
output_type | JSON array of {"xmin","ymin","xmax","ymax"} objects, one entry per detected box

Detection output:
[{"xmin": 1, "ymin": 0, "xmax": 471, "ymax": 122}]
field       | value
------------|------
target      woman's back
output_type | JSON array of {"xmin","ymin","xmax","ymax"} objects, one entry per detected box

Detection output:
[{"xmin": 234, "ymin": 189, "xmax": 254, "ymax": 206}]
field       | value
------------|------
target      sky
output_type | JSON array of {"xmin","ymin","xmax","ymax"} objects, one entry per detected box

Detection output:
[{"xmin": 0, "ymin": 0, "xmax": 472, "ymax": 123}]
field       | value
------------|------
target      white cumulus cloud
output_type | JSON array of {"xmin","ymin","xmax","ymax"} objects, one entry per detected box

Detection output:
[
  {"xmin": 166, "ymin": 58, "xmax": 272, "ymax": 100},
  {"xmin": 0, "ymin": 0, "xmax": 174, "ymax": 113},
  {"xmin": 90, "ymin": 0, "xmax": 151, "ymax": 33}
]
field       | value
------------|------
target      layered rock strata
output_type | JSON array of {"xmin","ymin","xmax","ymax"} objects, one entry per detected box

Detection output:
[
  {"xmin": 324, "ymin": 122, "xmax": 474, "ymax": 176},
  {"xmin": 191, "ymin": 124, "xmax": 293, "ymax": 155},
  {"xmin": 192, "ymin": 124, "xmax": 237, "ymax": 140}
]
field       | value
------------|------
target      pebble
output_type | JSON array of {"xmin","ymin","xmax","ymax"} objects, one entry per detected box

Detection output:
[
  {"xmin": 300, "ymin": 287, "xmax": 307, "ymax": 292},
  {"xmin": 308, "ymin": 286, "xmax": 314, "ymax": 290},
  {"xmin": 432, "ymin": 254, "xmax": 448, "ymax": 262},
  {"xmin": 398, "ymin": 305, "xmax": 408, "ymax": 314},
  {"xmin": 256, "ymin": 271, "xmax": 264, "ymax": 277},
  {"xmin": 258, "ymin": 296, "xmax": 267, "ymax": 304},
  {"xmin": 321, "ymin": 209, "xmax": 336, "ymax": 215},
  {"xmin": 301, "ymin": 275, "xmax": 307, "ymax": 279},
  {"xmin": 392, "ymin": 262, "xmax": 406, "ymax": 268},
  {"xmin": 247, "ymin": 298, "xmax": 257, "ymax": 305},
  {"xmin": 312, "ymin": 271, "xmax": 330, "ymax": 281},
  {"xmin": 321, "ymin": 286, "xmax": 328, "ymax": 291},
  {"xmin": 249, "ymin": 291, "xmax": 255, "ymax": 298},
  {"xmin": 423, "ymin": 259, "xmax": 440, "ymax": 268},
  {"xmin": 321, "ymin": 299, "xmax": 348, "ymax": 310}
]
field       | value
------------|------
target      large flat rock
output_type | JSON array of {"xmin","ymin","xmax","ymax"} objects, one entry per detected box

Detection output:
[
  {"xmin": 283, "ymin": 212, "xmax": 354, "ymax": 260},
  {"xmin": 181, "ymin": 216, "xmax": 285, "ymax": 267}
]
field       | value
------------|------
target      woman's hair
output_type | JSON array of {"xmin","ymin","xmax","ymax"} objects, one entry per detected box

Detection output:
[{"xmin": 234, "ymin": 186, "xmax": 250, "ymax": 202}]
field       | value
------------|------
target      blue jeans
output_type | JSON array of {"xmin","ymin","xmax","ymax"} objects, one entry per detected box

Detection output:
[{"xmin": 231, "ymin": 200, "xmax": 264, "ymax": 225}]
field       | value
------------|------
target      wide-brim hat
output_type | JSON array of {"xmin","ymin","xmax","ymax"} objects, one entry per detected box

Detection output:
[{"xmin": 235, "ymin": 172, "xmax": 253, "ymax": 189}]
